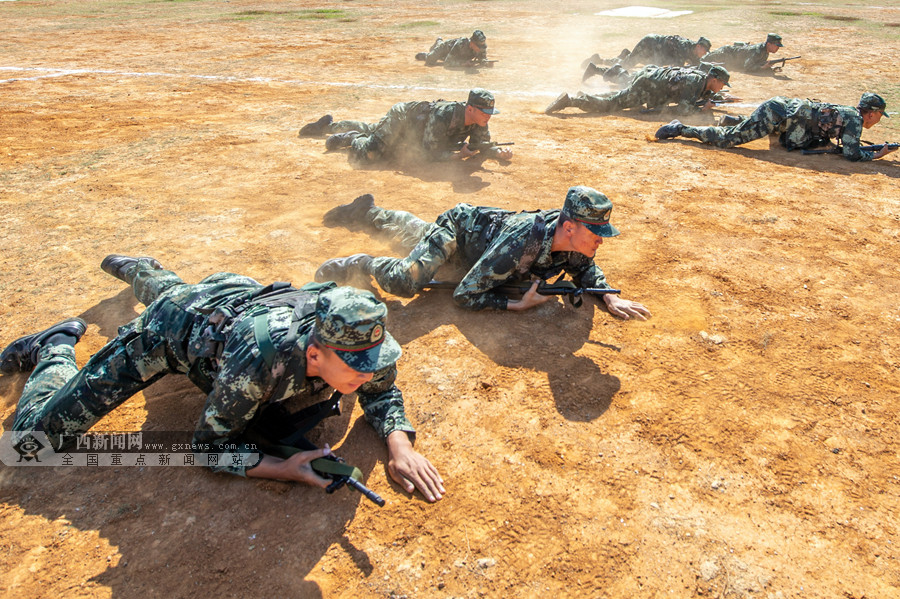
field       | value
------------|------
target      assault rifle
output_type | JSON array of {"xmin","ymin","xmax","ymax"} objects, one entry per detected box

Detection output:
[
  {"xmin": 246, "ymin": 391, "xmax": 386, "ymax": 507},
  {"xmin": 423, "ymin": 279, "xmax": 620, "ymax": 308},
  {"xmin": 473, "ymin": 59, "xmax": 498, "ymax": 68},
  {"xmin": 801, "ymin": 142, "xmax": 899, "ymax": 156},
  {"xmin": 766, "ymin": 56, "xmax": 801, "ymax": 72}
]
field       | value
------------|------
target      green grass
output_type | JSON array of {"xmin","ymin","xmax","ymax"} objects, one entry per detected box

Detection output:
[
  {"xmin": 233, "ymin": 8, "xmax": 353, "ymax": 21},
  {"xmin": 399, "ymin": 20, "xmax": 440, "ymax": 29}
]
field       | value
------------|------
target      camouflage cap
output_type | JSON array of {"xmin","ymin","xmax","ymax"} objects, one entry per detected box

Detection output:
[
  {"xmin": 858, "ymin": 92, "xmax": 889, "ymax": 117},
  {"xmin": 707, "ymin": 65, "xmax": 730, "ymax": 86},
  {"xmin": 562, "ymin": 186, "xmax": 620, "ymax": 237},
  {"xmin": 471, "ymin": 29, "xmax": 487, "ymax": 48},
  {"xmin": 313, "ymin": 287, "xmax": 402, "ymax": 373},
  {"xmin": 467, "ymin": 88, "xmax": 499, "ymax": 114},
  {"xmin": 766, "ymin": 33, "xmax": 784, "ymax": 47},
  {"xmin": 696, "ymin": 36, "xmax": 712, "ymax": 51}
]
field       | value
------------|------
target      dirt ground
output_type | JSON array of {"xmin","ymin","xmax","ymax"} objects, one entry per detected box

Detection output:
[{"xmin": 1, "ymin": 1, "xmax": 899, "ymax": 597}]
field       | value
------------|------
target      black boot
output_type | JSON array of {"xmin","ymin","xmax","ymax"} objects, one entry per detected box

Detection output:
[
  {"xmin": 0, "ymin": 318, "xmax": 87, "ymax": 374},
  {"xmin": 544, "ymin": 92, "xmax": 572, "ymax": 114},
  {"xmin": 415, "ymin": 52, "xmax": 427, "ymax": 61},
  {"xmin": 581, "ymin": 62, "xmax": 604, "ymax": 82},
  {"xmin": 314, "ymin": 254, "xmax": 374, "ymax": 287},
  {"xmin": 322, "ymin": 194, "xmax": 376, "ymax": 228},
  {"xmin": 298, "ymin": 114, "xmax": 333, "ymax": 137},
  {"xmin": 101, "ymin": 254, "xmax": 163, "ymax": 285}
]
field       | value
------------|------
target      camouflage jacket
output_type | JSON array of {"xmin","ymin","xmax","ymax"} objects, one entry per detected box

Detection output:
[
  {"xmin": 632, "ymin": 65, "xmax": 713, "ymax": 114},
  {"xmin": 440, "ymin": 205, "xmax": 611, "ymax": 310},
  {"xmin": 419, "ymin": 101, "xmax": 492, "ymax": 160},
  {"xmin": 141, "ymin": 278, "xmax": 414, "ymax": 476},
  {"xmin": 703, "ymin": 42, "xmax": 769, "ymax": 72},
  {"xmin": 772, "ymin": 97, "xmax": 874, "ymax": 161},
  {"xmin": 632, "ymin": 34, "xmax": 702, "ymax": 66}
]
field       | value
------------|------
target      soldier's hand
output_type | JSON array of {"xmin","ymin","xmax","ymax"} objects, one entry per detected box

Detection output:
[
  {"xmin": 507, "ymin": 280, "xmax": 555, "ymax": 311},
  {"xmin": 456, "ymin": 143, "xmax": 478, "ymax": 159},
  {"xmin": 386, "ymin": 431, "xmax": 445, "ymax": 502},
  {"xmin": 495, "ymin": 147, "xmax": 514, "ymax": 161},
  {"xmin": 247, "ymin": 446, "xmax": 332, "ymax": 487},
  {"xmin": 875, "ymin": 143, "xmax": 898, "ymax": 158},
  {"xmin": 603, "ymin": 294, "xmax": 651, "ymax": 320}
]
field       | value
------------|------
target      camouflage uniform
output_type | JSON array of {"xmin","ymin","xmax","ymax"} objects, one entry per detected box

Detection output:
[
  {"xmin": 570, "ymin": 65, "xmax": 714, "ymax": 115},
  {"xmin": 619, "ymin": 34, "xmax": 706, "ymax": 68},
  {"xmin": 362, "ymin": 204, "xmax": 611, "ymax": 311},
  {"xmin": 12, "ymin": 264, "xmax": 413, "ymax": 476},
  {"xmin": 703, "ymin": 42, "xmax": 770, "ymax": 73},
  {"xmin": 328, "ymin": 100, "xmax": 493, "ymax": 164},
  {"xmin": 423, "ymin": 36, "xmax": 486, "ymax": 67},
  {"xmin": 680, "ymin": 96, "xmax": 877, "ymax": 161}
]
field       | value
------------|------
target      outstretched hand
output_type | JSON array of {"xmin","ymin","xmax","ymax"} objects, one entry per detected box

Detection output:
[
  {"xmin": 386, "ymin": 431, "xmax": 445, "ymax": 502},
  {"xmin": 603, "ymin": 294, "xmax": 651, "ymax": 320}
]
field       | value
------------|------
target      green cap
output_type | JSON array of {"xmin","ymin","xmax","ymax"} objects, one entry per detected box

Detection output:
[
  {"xmin": 562, "ymin": 186, "xmax": 620, "ymax": 237},
  {"xmin": 471, "ymin": 30, "xmax": 487, "ymax": 48},
  {"xmin": 467, "ymin": 88, "xmax": 499, "ymax": 114},
  {"xmin": 314, "ymin": 287, "xmax": 402, "ymax": 373},
  {"xmin": 858, "ymin": 92, "xmax": 888, "ymax": 117},
  {"xmin": 707, "ymin": 65, "xmax": 730, "ymax": 86},
  {"xmin": 696, "ymin": 37, "xmax": 712, "ymax": 51},
  {"xmin": 766, "ymin": 33, "xmax": 784, "ymax": 47}
]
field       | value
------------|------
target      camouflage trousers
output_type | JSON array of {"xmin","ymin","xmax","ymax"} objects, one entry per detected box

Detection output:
[
  {"xmin": 619, "ymin": 37, "xmax": 678, "ymax": 69},
  {"xmin": 328, "ymin": 104, "xmax": 413, "ymax": 164},
  {"xmin": 13, "ymin": 265, "xmax": 258, "ymax": 449},
  {"xmin": 571, "ymin": 77, "xmax": 670, "ymax": 113},
  {"xmin": 680, "ymin": 97, "xmax": 797, "ymax": 148},
  {"xmin": 365, "ymin": 205, "xmax": 468, "ymax": 297}
]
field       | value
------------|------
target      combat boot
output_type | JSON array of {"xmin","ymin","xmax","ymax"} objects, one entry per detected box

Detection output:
[
  {"xmin": 101, "ymin": 254, "xmax": 163, "ymax": 285},
  {"xmin": 298, "ymin": 114, "xmax": 333, "ymax": 137},
  {"xmin": 322, "ymin": 193, "xmax": 376, "ymax": 228},
  {"xmin": 314, "ymin": 254, "xmax": 374, "ymax": 287},
  {"xmin": 655, "ymin": 120, "xmax": 685, "ymax": 140},
  {"xmin": 415, "ymin": 52, "xmax": 427, "ymax": 61},
  {"xmin": 603, "ymin": 64, "xmax": 628, "ymax": 83},
  {"xmin": 581, "ymin": 62, "xmax": 604, "ymax": 82},
  {"xmin": 0, "ymin": 318, "xmax": 87, "ymax": 374},
  {"xmin": 718, "ymin": 114, "xmax": 743, "ymax": 127},
  {"xmin": 325, "ymin": 131, "xmax": 360, "ymax": 151},
  {"xmin": 580, "ymin": 53, "xmax": 602, "ymax": 70},
  {"xmin": 544, "ymin": 92, "xmax": 572, "ymax": 114}
]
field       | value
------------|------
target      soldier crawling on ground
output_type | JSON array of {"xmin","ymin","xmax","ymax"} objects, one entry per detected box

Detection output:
[
  {"xmin": 313, "ymin": 187, "xmax": 650, "ymax": 319},
  {"xmin": 1, "ymin": 255, "xmax": 445, "ymax": 502},
  {"xmin": 703, "ymin": 33, "xmax": 789, "ymax": 75},
  {"xmin": 298, "ymin": 89, "xmax": 513, "ymax": 165},
  {"xmin": 415, "ymin": 29, "xmax": 490, "ymax": 68},
  {"xmin": 655, "ymin": 92, "xmax": 897, "ymax": 162},
  {"xmin": 546, "ymin": 64, "xmax": 731, "ymax": 117},
  {"xmin": 581, "ymin": 34, "xmax": 711, "ymax": 73}
]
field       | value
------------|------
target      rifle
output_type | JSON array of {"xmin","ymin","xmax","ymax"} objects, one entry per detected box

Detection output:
[
  {"xmin": 422, "ymin": 279, "xmax": 620, "ymax": 308},
  {"xmin": 766, "ymin": 56, "xmax": 801, "ymax": 72},
  {"xmin": 455, "ymin": 140, "xmax": 515, "ymax": 158},
  {"xmin": 473, "ymin": 59, "xmax": 498, "ymax": 68},
  {"xmin": 801, "ymin": 142, "xmax": 899, "ymax": 156},
  {"xmin": 246, "ymin": 391, "xmax": 386, "ymax": 507}
]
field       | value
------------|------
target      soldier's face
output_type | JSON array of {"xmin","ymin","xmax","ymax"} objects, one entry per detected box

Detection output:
[
  {"xmin": 694, "ymin": 45, "xmax": 708, "ymax": 58},
  {"xmin": 708, "ymin": 78, "xmax": 727, "ymax": 93},
  {"xmin": 465, "ymin": 105, "xmax": 492, "ymax": 127},
  {"xmin": 862, "ymin": 110, "xmax": 884, "ymax": 129},
  {"xmin": 570, "ymin": 222, "xmax": 604, "ymax": 257},
  {"xmin": 766, "ymin": 42, "xmax": 780, "ymax": 53},
  {"xmin": 307, "ymin": 344, "xmax": 375, "ymax": 393}
]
